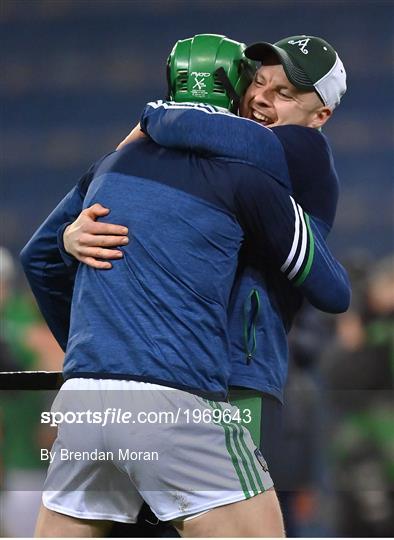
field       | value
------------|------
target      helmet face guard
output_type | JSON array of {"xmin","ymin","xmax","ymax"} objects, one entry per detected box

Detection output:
[{"xmin": 167, "ymin": 34, "xmax": 257, "ymax": 113}]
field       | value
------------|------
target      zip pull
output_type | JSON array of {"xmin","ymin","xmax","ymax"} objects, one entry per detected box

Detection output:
[{"xmin": 243, "ymin": 288, "xmax": 261, "ymax": 364}]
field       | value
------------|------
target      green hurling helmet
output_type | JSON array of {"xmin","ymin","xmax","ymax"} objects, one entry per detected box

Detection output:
[{"xmin": 167, "ymin": 34, "xmax": 257, "ymax": 113}]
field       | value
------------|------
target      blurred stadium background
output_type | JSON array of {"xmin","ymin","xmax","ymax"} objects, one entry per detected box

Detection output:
[{"xmin": 1, "ymin": 0, "xmax": 393, "ymax": 537}]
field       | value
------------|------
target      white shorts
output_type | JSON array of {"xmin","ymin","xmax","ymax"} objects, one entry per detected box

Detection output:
[{"xmin": 43, "ymin": 378, "xmax": 273, "ymax": 523}]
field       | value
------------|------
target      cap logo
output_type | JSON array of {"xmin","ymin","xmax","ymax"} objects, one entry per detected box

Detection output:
[{"xmin": 287, "ymin": 38, "xmax": 310, "ymax": 55}]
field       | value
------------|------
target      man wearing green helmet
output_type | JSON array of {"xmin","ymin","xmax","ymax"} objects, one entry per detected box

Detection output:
[
  {"xmin": 66, "ymin": 32, "xmax": 346, "ymax": 445},
  {"xmin": 62, "ymin": 33, "xmax": 347, "ymax": 535},
  {"xmin": 21, "ymin": 34, "xmax": 349, "ymax": 537}
]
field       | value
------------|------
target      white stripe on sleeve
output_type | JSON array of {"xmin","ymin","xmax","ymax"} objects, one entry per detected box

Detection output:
[
  {"xmin": 288, "ymin": 204, "xmax": 308, "ymax": 280},
  {"xmin": 281, "ymin": 196, "xmax": 300, "ymax": 273}
]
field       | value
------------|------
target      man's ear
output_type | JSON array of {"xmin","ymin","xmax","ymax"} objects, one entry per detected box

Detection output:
[{"xmin": 310, "ymin": 107, "xmax": 332, "ymax": 129}]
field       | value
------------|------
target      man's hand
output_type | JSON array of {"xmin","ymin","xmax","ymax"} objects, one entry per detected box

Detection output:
[
  {"xmin": 63, "ymin": 203, "xmax": 129, "ymax": 269},
  {"xmin": 116, "ymin": 122, "xmax": 146, "ymax": 150}
]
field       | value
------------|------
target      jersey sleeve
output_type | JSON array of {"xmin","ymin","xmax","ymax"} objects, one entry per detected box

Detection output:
[
  {"xmin": 19, "ymin": 161, "xmax": 101, "ymax": 351},
  {"xmin": 140, "ymin": 100, "xmax": 291, "ymax": 190},
  {"xmin": 235, "ymin": 169, "xmax": 351, "ymax": 314}
]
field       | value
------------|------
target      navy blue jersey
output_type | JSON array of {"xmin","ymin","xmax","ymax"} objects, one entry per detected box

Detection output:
[
  {"xmin": 139, "ymin": 101, "xmax": 345, "ymax": 401},
  {"xmin": 21, "ymin": 119, "xmax": 349, "ymax": 400}
]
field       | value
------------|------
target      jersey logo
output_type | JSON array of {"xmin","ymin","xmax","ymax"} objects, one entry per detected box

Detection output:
[
  {"xmin": 288, "ymin": 38, "xmax": 310, "ymax": 55},
  {"xmin": 172, "ymin": 491, "xmax": 191, "ymax": 513}
]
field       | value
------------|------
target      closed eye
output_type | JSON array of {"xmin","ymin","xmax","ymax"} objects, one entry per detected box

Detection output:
[{"xmin": 278, "ymin": 90, "xmax": 293, "ymax": 99}]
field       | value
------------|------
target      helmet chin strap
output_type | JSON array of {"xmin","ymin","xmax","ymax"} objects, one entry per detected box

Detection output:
[{"xmin": 214, "ymin": 67, "xmax": 240, "ymax": 113}]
